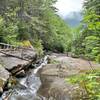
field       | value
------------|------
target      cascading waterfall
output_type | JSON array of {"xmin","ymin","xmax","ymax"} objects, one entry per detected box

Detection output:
[
  {"xmin": 1, "ymin": 55, "xmax": 49, "ymax": 100},
  {"xmin": 33, "ymin": 55, "xmax": 49, "ymax": 74}
]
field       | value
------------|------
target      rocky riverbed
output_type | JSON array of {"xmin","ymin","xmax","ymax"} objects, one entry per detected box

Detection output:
[
  {"xmin": 38, "ymin": 53, "xmax": 100, "ymax": 100},
  {"xmin": 0, "ymin": 48, "xmax": 37, "ymax": 97},
  {"xmin": 0, "ymin": 51, "xmax": 100, "ymax": 100}
]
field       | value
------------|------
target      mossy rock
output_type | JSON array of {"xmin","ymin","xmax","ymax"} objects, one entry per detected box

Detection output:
[{"xmin": 7, "ymin": 76, "xmax": 18, "ymax": 89}]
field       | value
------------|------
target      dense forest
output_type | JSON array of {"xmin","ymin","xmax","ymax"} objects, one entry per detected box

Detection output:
[
  {"xmin": 0, "ymin": 0, "xmax": 99, "ymax": 62},
  {"xmin": 71, "ymin": 0, "xmax": 100, "ymax": 63},
  {"xmin": 0, "ymin": 0, "xmax": 71, "ymax": 56}
]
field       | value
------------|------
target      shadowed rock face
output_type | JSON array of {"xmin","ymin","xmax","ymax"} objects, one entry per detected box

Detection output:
[
  {"xmin": 0, "ymin": 48, "xmax": 37, "ymax": 97},
  {"xmin": 0, "ymin": 65, "xmax": 10, "ymax": 94}
]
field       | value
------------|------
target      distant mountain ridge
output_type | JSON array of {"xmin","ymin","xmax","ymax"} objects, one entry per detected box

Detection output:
[{"xmin": 64, "ymin": 11, "xmax": 82, "ymax": 27}]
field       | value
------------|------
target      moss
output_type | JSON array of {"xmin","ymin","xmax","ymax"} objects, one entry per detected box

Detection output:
[
  {"xmin": 0, "ymin": 79, "xmax": 4, "ymax": 87},
  {"xmin": 33, "ymin": 39, "xmax": 44, "ymax": 57},
  {"xmin": 7, "ymin": 76, "xmax": 18, "ymax": 88},
  {"xmin": 49, "ymin": 59, "xmax": 60, "ymax": 64},
  {"xmin": 0, "ymin": 79, "xmax": 4, "ymax": 92}
]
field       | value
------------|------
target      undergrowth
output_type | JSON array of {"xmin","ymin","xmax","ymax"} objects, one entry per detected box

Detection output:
[{"xmin": 66, "ymin": 70, "xmax": 100, "ymax": 100}]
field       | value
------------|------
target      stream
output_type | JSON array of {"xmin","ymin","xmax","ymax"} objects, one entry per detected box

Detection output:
[
  {"xmin": 1, "ymin": 53, "xmax": 100, "ymax": 100},
  {"xmin": 1, "ymin": 56, "xmax": 48, "ymax": 100}
]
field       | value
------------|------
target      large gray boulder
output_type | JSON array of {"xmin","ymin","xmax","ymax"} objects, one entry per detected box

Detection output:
[{"xmin": 0, "ymin": 49, "xmax": 36, "ymax": 70}]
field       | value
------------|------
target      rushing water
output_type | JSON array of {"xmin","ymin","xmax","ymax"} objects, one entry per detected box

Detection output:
[
  {"xmin": 34, "ymin": 55, "xmax": 48, "ymax": 74},
  {"xmin": 1, "ymin": 56, "xmax": 48, "ymax": 100},
  {"xmin": 2, "ymin": 75, "xmax": 42, "ymax": 100}
]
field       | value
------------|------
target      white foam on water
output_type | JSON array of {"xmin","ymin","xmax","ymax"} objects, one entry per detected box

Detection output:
[{"xmin": 33, "ymin": 55, "xmax": 48, "ymax": 74}]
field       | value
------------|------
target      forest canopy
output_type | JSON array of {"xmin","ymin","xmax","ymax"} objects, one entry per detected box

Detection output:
[
  {"xmin": 0, "ymin": 0, "xmax": 71, "ymax": 54},
  {"xmin": 0, "ymin": 0, "xmax": 100, "ymax": 62}
]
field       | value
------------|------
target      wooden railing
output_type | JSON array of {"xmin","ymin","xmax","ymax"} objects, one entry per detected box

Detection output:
[
  {"xmin": 0, "ymin": 43, "xmax": 18, "ymax": 50},
  {"xmin": 0, "ymin": 42, "xmax": 34, "ymax": 61},
  {"xmin": 0, "ymin": 42, "xmax": 33, "ymax": 51}
]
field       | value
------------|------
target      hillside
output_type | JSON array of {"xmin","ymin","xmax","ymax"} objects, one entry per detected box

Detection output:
[{"xmin": 64, "ymin": 11, "xmax": 82, "ymax": 27}]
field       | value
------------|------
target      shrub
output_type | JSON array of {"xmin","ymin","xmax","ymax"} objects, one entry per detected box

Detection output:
[
  {"xmin": 66, "ymin": 70, "xmax": 100, "ymax": 100},
  {"xmin": 33, "ymin": 39, "xmax": 44, "ymax": 57}
]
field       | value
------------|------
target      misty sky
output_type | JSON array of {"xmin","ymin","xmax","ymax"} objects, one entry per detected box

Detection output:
[{"xmin": 55, "ymin": 0, "xmax": 84, "ymax": 18}]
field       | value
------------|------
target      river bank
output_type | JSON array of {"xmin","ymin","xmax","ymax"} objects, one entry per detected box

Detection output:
[
  {"xmin": 0, "ymin": 51, "xmax": 100, "ymax": 100},
  {"xmin": 38, "ymin": 53, "xmax": 100, "ymax": 100}
]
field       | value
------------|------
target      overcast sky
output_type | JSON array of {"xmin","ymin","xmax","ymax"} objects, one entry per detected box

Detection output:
[{"xmin": 55, "ymin": 0, "xmax": 84, "ymax": 18}]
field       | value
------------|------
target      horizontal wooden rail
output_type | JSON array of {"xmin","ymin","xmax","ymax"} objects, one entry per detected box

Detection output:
[{"xmin": 0, "ymin": 42, "xmax": 34, "ymax": 51}]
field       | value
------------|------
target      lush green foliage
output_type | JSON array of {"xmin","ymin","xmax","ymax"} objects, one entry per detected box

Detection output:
[
  {"xmin": 0, "ymin": 0, "xmax": 71, "ymax": 54},
  {"xmin": 43, "ymin": 13, "xmax": 71, "ymax": 52},
  {"xmin": 67, "ymin": 70, "xmax": 100, "ymax": 100},
  {"xmin": 69, "ymin": 0, "xmax": 100, "ymax": 62},
  {"xmin": 0, "ymin": 0, "xmax": 99, "ymax": 59}
]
